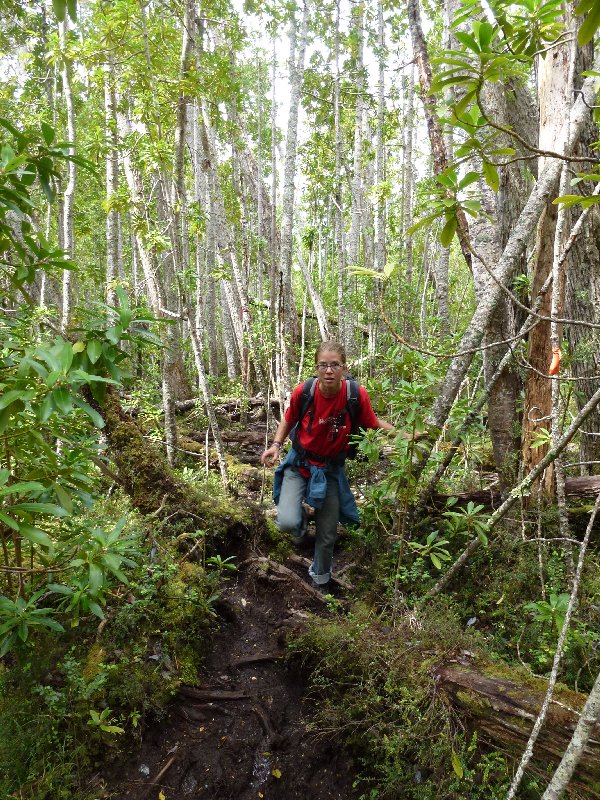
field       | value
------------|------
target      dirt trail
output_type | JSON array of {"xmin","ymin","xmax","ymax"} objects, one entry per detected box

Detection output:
[{"xmin": 101, "ymin": 537, "xmax": 360, "ymax": 800}]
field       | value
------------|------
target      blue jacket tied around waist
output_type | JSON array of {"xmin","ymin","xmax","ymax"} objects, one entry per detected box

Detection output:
[{"xmin": 273, "ymin": 448, "xmax": 360, "ymax": 527}]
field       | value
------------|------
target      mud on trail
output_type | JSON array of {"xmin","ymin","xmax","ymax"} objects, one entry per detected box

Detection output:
[{"xmin": 101, "ymin": 536, "xmax": 361, "ymax": 800}]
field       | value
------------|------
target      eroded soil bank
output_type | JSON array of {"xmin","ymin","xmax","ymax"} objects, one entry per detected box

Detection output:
[{"xmin": 99, "ymin": 537, "xmax": 360, "ymax": 800}]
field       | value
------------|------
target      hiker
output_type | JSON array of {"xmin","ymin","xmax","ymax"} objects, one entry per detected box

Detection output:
[{"xmin": 260, "ymin": 340, "xmax": 394, "ymax": 591}]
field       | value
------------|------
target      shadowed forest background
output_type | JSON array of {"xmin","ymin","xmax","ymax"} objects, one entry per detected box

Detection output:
[{"xmin": 2, "ymin": 0, "xmax": 600, "ymax": 797}]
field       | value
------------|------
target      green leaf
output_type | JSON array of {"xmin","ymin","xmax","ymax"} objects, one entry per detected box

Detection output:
[
  {"xmin": 577, "ymin": 0, "xmax": 600, "ymax": 45},
  {"xmin": 39, "ymin": 392, "xmax": 55, "ymax": 422},
  {"xmin": 430, "ymin": 553, "xmax": 442, "ymax": 569},
  {"xmin": 52, "ymin": 0, "xmax": 67, "ymax": 20},
  {"xmin": 73, "ymin": 396, "xmax": 105, "ymax": 428},
  {"xmin": 89, "ymin": 563, "xmax": 104, "ymax": 594},
  {"xmin": 41, "ymin": 122, "xmax": 55, "ymax": 145},
  {"xmin": 11, "ymin": 502, "xmax": 68, "ymax": 517},
  {"xmin": 86, "ymin": 339, "xmax": 102, "ymax": 364},
  {"xmin": 0, "ymin": 389, "xmax": 30, "ymax": 411},
  {"xmin": 53, "ymin": 483, "xmax": 73, "ymax": 514},
  {"xmin": 105, "ymin": 325, "xmax": 123, "ymax": 345},
  {"xmin": 440, "ymin": 215, "xmax": 458, "ymax": 247},
  {"xmin": 72, "ymin": 341, "xmax": 86, "ymax": 354},
  {"xmin": 0, "ymin": 510, "xmax": 19, "ymax": 531},
  {"xmin": 52, "ymin": 387, "xmax": 73, "ymax": 415},
  {"xmin": 483, "ymin": 161, "xmax": 499, "ymax": 192},
  {"xmin": 67, "ymin": 0, "xmax": 77, "ymax": 21},
  {"xmin": 452, "ymin": 750, "xmax": 464, "ymax": 779},
  {"xmin": 19, "ymin": 524, "xmax": 53, "ymax": 548}
]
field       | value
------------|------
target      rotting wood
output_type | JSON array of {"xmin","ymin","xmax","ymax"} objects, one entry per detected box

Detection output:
[
  {"xmin": 177, "ymin": 686, "xmax": 250, "ymax": 702},
  {"xmin": 287, "ymin": 554, "xmax": 354, "ymax": 590},
  {"xmin": 241, "ymin": 556, "xmax": 330, "ymax": 603},
  {"xmin": 436, "ymin": 661, "xmax": 600, "ymax": 797},
  {"xmin": 144, "ymin": 755, "xmax": 177, "ymax": 796},
  {"xmin": 232, "ymin": 651, "xmax": 283, "ymax": 666}
]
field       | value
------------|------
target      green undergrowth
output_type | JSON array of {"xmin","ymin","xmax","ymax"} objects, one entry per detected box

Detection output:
[
  {"xmin": 287, "ymin": 601, "xmax": 545, "ymax": 799},
  {"xmin": 0, "ymin": 475, "xmax": 252, "ymax": 800}
]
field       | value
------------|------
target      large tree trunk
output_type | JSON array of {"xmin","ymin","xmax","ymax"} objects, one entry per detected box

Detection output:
[{"xmin": 521, "ymin": 36, "xmax": 572, "ymax": 497}]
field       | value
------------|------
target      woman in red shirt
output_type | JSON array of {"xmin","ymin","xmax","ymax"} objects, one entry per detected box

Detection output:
[{"xmin": 261, "ymin": 341, "xmax": 393, "ymax": 591}]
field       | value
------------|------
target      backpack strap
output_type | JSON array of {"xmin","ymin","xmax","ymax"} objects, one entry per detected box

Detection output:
[{"xmin": 346, "ymin": 378, "xmax": 360, "ymax": 436}]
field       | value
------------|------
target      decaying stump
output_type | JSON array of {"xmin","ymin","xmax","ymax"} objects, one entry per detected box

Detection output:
[{"xmin": 436, "ymin": 659, "xmax": 600, "ymax": 797}]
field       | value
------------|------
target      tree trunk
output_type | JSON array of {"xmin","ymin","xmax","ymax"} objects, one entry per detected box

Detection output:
[{"xmin": 59, "ymin": 17, "xmax": 76, "ymax": 333}]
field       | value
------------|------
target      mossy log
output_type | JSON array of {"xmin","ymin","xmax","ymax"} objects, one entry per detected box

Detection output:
[
  {"xmin": 90, "ymin": 387, "xmax": 260, "ymax": 537},
  {"xmin": 436, "ymin": 660, "xmax": 600, "ymax": 797}
]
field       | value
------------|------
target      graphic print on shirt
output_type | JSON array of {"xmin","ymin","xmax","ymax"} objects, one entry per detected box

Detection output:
[{"xmin": 319, "ymin": 411, "xmax": 348, "ymax": 442}]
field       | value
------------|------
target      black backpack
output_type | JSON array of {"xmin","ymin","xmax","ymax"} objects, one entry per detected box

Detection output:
[{"xmin": 289, "ymin": 376, "xmax": 362, "ymax": 464}]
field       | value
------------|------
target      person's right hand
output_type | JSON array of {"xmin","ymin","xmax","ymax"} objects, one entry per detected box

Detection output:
[{"xmin": 260, "ymin": 444, "xmax": 281, "ymax": 466}]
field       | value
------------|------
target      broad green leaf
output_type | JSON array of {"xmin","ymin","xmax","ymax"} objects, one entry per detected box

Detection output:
[
  {"xmin": 0, "ymin": 469, "xmax": 9, "ymax": 486},
  {"xmin": 59, "ymin": 341, "xmax": 73, "ymax": 373},
  {"xmin": 0, "ymin": 510, "xmax": 19, "ymax": 531},
  {"xmin": 73, "ymin": 396, "xmax": 105, "ymax": 428},
  {"xmin": 577, "ymin": 0, "xmax": 600, "ymax": 45},
  {"xmin": 52, "ymin": 0, "xmax": 67, "ymax": 20},
  {"xmin": 88, "ymin": 563, "xmax": 103, "ymax": 595},
  {"xmin": 53, "ymin": 483, "xmax": 73, "ymax": 514},
  {"xmin": 431, "ymin": 553, "xmax": 442, "ymax": 569},
  {"xmin": 483, "ymin": 161, "xmax": 499, "ymax": 192},
  {"xmin": 11, "ymin": 502, "xmax": 68, "ymax": 517},
  {"xmin": 0, "ymin": 389, "xmax": 31, "ymax": 410},
  {"xmin": 67, "ymin": 0, "xmax": 77, "ymax": 22},
  {"xmin": 39, "ymin": 392, "xmax": 55, "ymax": 422},
  {"xmin": 86, "ymin": 339, "xmax": 102, "ymax": 364},
  {"xmin": 105, "ymin": 325, "xmax": 123, "ymax": 344},
  {"xmin": 455, "ymin": 31, "xmax": 480, "ymax": 53},
  {"xmin": 19, "ymin": 524, "xmax": 53, "ymax": 548},
  {"xmin": 41, "ymin": 122, "xmax": 55, "ymax": 145},
  {"xmin": 440, "ymin": 215, "xmax": 458, "ymax": 247},
  {"xmin": 0, "ymin": 480, "xmax": 45, "ymax": 496},
  {"xmin": 52, "ymin": 387, "xmax": 73, "ymax": 415},
  {"xmin": 72, "ymin": 341, "xmax": 86, "ymax": 354},
  {"xmin": 89, "ymin": 601, "xmax": 105, "ymax": 619}
]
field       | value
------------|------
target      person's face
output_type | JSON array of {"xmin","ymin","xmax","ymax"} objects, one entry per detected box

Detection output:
[{"xmin": 315, "ymin": 350, "xmax": 345, "ymax": 391}]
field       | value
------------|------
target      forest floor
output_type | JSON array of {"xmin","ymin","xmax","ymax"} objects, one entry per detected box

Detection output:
[{"xmin": 98, "ymin": 425, "xmax": 363, "ymax": 800}]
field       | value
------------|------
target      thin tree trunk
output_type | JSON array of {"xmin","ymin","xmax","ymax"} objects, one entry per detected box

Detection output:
[
  {"xmin": 104, "ymin": 53, "xmax": 120, "ymax": 309},
  {"xmin": 59, "ymin": 17, "xmax": 76, "ymax": 333}
]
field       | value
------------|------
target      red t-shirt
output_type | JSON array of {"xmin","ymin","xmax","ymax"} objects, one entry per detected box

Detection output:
[{"xmin": 285, "ymin": 379, "xmax": 380, "ymax": 461}]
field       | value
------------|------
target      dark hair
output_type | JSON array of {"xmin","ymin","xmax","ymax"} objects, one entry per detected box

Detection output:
[{"xmin": 315, "ymin": 340, "xmax": 346, "ymax": 364}]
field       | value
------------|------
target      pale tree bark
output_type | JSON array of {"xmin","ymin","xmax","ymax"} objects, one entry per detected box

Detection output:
[
  {"xmin": 220, "ymin": 281, "xmax": 239, "ymax": 381},
  {"xmin": 59, "ymin": 17, "xmax": 76, "ymax": 333},
  {"xmin": 186, "ymin": 305, "xmax": 228, "ymax": 489},
  {"xmin": 278, "ymin": 0, "xmax": 310, "ymax": 399},
  {"xmin": 406, "ymin": 0, "xmax": 472, "ymax": 272},
  {"xmin": 333, "ymin": 0, "xmax": 347, "ymax": 350},
  {"xmin": 117, "ymin": 108, "xmax": 178, "ymax": 465},
  {"xmin": 348, "ymin": 1, "xmax": 364, "ymax": 274},
  {"xmin": 369, "ymin": 0, "xmax": 386, "ymax": 364},
  {"xmin": 296, "ymin": 242, "xmax": 331, "ymax": 340},
  {"xmin": 191, "ymin": 102, "xmax": 219, "ymax": 377},
  {"xmin": 402, "ymin": 67, "xmax": 415, "ymax": 287},
  {"xmin": 104, "ymin": 53, "xmax": 120, "ymax": 310},
  {"xmin": 198, "ymin": 106, "xmax": 266, "ymax": 390}
]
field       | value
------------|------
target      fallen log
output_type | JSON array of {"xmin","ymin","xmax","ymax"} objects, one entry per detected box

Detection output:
[
  {"xmin": 436, "ymin": 659, "xmax": 600, "ymax": 797},
  {"xmin": 431, "ymin": 476, "xmax": 600, "ymax": 509}
]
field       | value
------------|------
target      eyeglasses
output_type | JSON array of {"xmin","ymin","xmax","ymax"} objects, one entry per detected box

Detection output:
[{"xmin": 316, "ymin": 362, "xmax": 344, "ymax": 371}]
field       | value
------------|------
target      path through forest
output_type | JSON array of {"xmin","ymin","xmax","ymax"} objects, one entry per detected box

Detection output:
[{"xmin": 99, "ymin": 529, "xmax": 361, "ymax": 800}]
